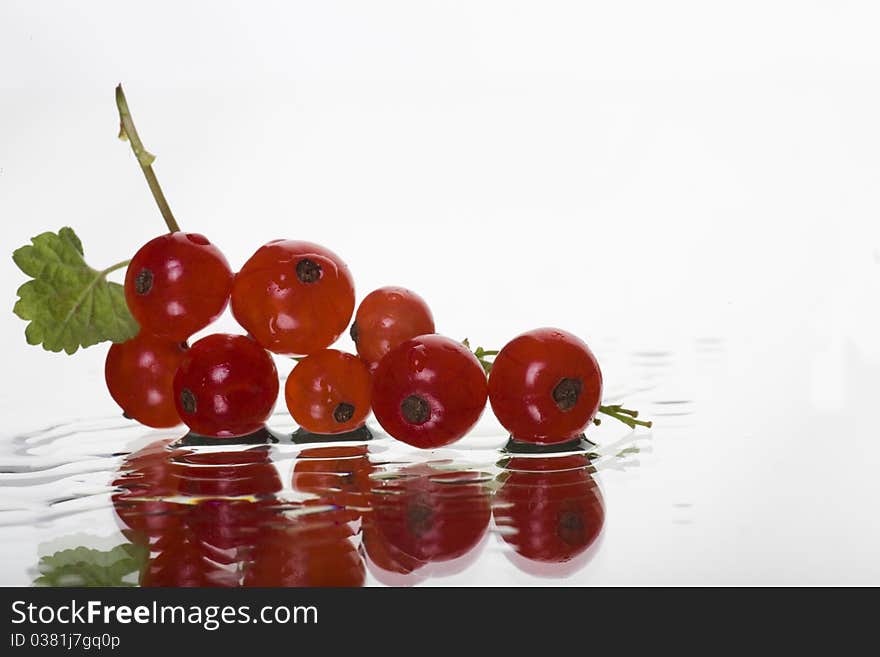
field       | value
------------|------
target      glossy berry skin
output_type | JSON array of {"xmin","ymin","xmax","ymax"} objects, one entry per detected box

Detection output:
[
  {"xmin": 124, "ymin": 232, "xmax": 233, "ymax": 341},
  {"xmin": 371, "ymin": 335, "xmax": 488, "ymax": 448},
  {"xmin": 488, "ymin": 328, "xmax": 602, "ymax": 444},
  {"xmin": 105, "ymin": 332, "xmax": 187, "ymax": 428},
  {"xmin": 285, "ymin": 350, "xmax": 372, "ymax": 435},
  {"xmin": 172, "ymin": 334, "xmax": 279, "ymax": 438},
  {"xmin": 351, "ymin": 287, "xmax": 435, "ymax": 371},
  {"xmin": 231, "ymin": 240, "xmax": 355, "ymax": 356}
]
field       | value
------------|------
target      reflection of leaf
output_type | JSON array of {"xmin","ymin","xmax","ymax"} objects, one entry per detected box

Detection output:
[
  {"xmin": 33, "ymin": 543, "xmax": 148, "ymax": 587},
  {"xmin": 12, "ymin": 227, "xmax": 138, "ymax": 354}
]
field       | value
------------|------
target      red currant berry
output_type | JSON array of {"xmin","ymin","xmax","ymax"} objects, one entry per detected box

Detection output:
[
  {"xmin": 124, "ymin": 232, "xmax": 233, "ymax": 341},
  {"xmin": 172, "ymin": 333, "xmax": 279, "ymax": 438},
  {"xmin": 230, "ymin": 240, "xmax": 355, "ymax": 355},
  {"xmin": 105, "ymin": 332, "xmax": 187, "ymax": 428},
  {"xmin": 284, "ymin": 350, "xmax": 372, "ymax": 435},
  {"xmin": 494, "ymin": 454, "xmax": 604, "ymax": 565},
  {"xmin": 488, "ymin": 328, "xmax": 602, "ymax": 444},
  {"xmin": 351, "ymin": 286, "xmax": 435, "ymax": 371},
  {"xmin": 371, "ymin": 335, "xmax": 488, "ymax": 448}
]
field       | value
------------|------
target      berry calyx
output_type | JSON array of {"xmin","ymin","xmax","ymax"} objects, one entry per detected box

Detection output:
[
  {"xmin": 371, "ymin": 335, "xmax": 488, "ymax": 449},
  {"xmin": 179, "ymin": 388, "xmax": 197, "ymax": 414},
  {"xmin": 401, "ymin": 395, "xmax": 430, "ymax": 424},
  {"xmin": 172, "ymin": 333, "xmax": 279, "ymax": 438},
  {"xmin": 105, "ymin": 332, "xmax": 187, "ymax": 428},
  {"xmin": 334, "ymin": 403, "xmax": 355, "ymax": 423},
  {"xmin": 124, "ymin": 232, "xmax": 233, "ymax": 341},
  {"xmin": 284, "ymin": 349, "xmax": 372, "ymax": 435},
  {"xmin": 552, "ymin": 378, "xmax": 582, "ymax": 411},
  {"xmin": 134, "ymin": 268, "xmax": 153, "ymax": 295},
  {"xmin": 351, "ymin": 287, "xmax": 435, "ymax": 370},
  {"xmin": 231, "ymin": 240, "xmax": 355, "ymax": 356},
  {"xmin": 295, "ymin": 258, "xmax": 322, "ymax": 283}
]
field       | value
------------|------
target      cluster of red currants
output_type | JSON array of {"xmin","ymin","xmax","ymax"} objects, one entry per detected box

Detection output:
[{"xmin": 105, "ymin": 231, "xmax": 604, "ymax": 448}]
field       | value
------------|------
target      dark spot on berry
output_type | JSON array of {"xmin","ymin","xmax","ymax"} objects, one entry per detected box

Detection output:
[
  {"xmin": 552, "ymin": 378, "xmax": 582, "ymax": 411},
  {"xmin": 296, "ymin": 258, "xmax": 322, "ymax": 283},
  {"xmin": 557, "ymin": 508, "xmax": 586, "ymax": 546},
  {"xmin": 400, "ymin": 395, "xmax": 430, "ymax": 425},
  {"xmin": 406, "ymin": 498, "xmax": 434, "ymax": 536},
  {"xmin": 122, "ymin": 411, "xmax": 132, "ymax": 420},
  {"xmin": 333, "ymin": 402, "xmax": 355, "ymax": 424},
  {"xmin": 180, "ymin": 388, "xmax": 197, "ymax": 414},
  {"xmin": 134, "ymin": 268, "xmax": 153, "ymax": 295},
  {"xmin": 349, "ymin": 321, "xmax": 359, "ymax": 344}
]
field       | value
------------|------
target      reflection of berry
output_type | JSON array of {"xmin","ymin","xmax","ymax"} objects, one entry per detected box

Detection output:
[
  {"xmin": 489, "ymin": 328, "xmax": 602, "ymax": 444},
  {"xmin": 244, "ymin": 511, "xmax": 366, "ymax": 587},
  {"xmin": 174, "ymin": 447, "xmax": 283, "ymax": 560},
  {"xmin": 114, "ymin": 445, "xmax": 283, "ymax": 587},
  {"xmin": 493, "ymin": 454, "xmax": 604, "ymax": 564},
  {"xmin": 231, "ymin": 240, "xmax": 355, "ymax": 356},
  {"xmin": 172, "ymin": 334, "xmax": 279, "ymax": 438},
  {"xmin": 351, "ymin": 287, "xmax": 435, "ymax": 371},
  {"xmin": 361, "ymin": 516, "xmax": 427, "ymax": 577},
  {"xmin": 141, "ymin": 532, "xmax": 242, "ymax": 587},
  {"xmin": 112, "ymin": 441, "xmax": 373, "ymax": 587},
  {"xmin": 370, "ymin": 464, "xmax": 490, "ymax": 563},
  {"xmin": 371, "ymin": 335, "xmax": 488, "ymax": 448},
  {"xmin": 291, "ymin": 445, "xmax": 429, "ymax": 580},
  {"xmin": 285, "ymin": 350, "xmax": 372, "ymax": 434},
  {"xmin": 173, "ymin": 448, "xmax": 282, "ymax": 498},
  {"xmin": 111, "ymin": 439, "xmax": 183, "ymax": 545},
  {"xmin": 124, "ymin": 232, "xmax": 233, "ymax": 341},
  {"xmin": 292, "ymin": 445, "xmax": 373, "ymax": 519},
  {"xmin": 105, "ymin": 333, "xmax": 187, "ymax": 428}
]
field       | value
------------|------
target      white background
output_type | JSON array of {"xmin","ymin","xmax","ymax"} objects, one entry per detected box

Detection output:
[{"xmin": 1, "ymin": 1, "xmax": 879, "ymax": 584}]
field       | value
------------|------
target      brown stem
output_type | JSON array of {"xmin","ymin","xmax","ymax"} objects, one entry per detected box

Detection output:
[{"xmin": 115, "ymin": 84, "xmax": 181, "ymax": 233}]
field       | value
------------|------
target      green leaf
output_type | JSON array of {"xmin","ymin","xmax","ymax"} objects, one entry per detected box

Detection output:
[
  {"xmin": 33, "ymin": 543, "xmax": 149, "ymax": 587},
  {"xmin": 12, "ymin": 228, "xmax": 138, "ymax": 354}
]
